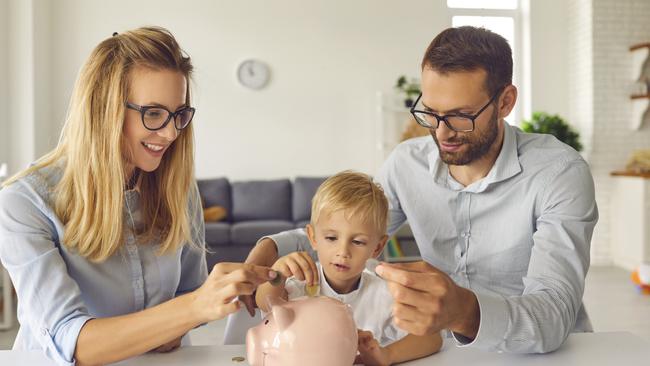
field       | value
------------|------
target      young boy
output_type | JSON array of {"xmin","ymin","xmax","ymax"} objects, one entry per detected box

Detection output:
[{"xmin": 256, "ymin": 171, "xmax": 442, "ymax": 365}]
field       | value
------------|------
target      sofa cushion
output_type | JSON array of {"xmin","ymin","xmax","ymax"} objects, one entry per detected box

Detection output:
[
  {"xmin": 230, "ymin": 221, "xmax": 295, "ymax": 246},
  {"xmin": 197, "ymin": 178, "xmax": 232, "ymax": 222},
  {"xmin": 292, "ymin": 177, "xmax": 327, "ymax": 222},
  {"xmin": 294, "ymin": 220, "xmax": 310, "ymax": 230},
  {"xmin": 231, "ymin": 179, "xmax": 292, "ymax": 221},
  {"xmin": 204, "ymin": 222, "xmax": 231, "ymax": 246}
]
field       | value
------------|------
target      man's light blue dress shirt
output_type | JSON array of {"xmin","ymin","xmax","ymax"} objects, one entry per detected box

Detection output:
[{"xmin": 264, "ymin": 123, "xmax": 598, "ymax": 354}]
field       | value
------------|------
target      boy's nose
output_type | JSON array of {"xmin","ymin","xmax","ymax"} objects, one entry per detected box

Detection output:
[{"xmin": 335, "ymin": 243, "xmax": 352, "ymax": 258}]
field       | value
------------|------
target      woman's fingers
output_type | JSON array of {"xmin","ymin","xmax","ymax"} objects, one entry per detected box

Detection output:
[{"xmin": 212, "ymin": 263, "xmax": 275, "ymax": 285}]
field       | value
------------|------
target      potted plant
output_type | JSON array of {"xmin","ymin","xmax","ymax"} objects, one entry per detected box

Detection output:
[
  {"xmin": 395, "ymin": 75, "xmax": 421, "ymax": 108},
  {"xmin": 521, "ymin": 112, "xmax": 583, "ymax": 152}
]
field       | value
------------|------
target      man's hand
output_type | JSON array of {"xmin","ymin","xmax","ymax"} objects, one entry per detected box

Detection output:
[
  {"xmin": 375, "ymin": 261, "xmax": 480, "ymax": 339},
  {"xmin": 355, "ymin": 330, "xmax": 391, "ymax": 366}
]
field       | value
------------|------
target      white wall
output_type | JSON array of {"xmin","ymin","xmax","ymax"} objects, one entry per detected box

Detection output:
[
  {"xmin": 0, "ymin": 0, "xmax": 8, "ymax": 167},
  {"xmin": 46, "ymin": 0, "xmax": 450, "ymax": 180},
  {"xmin": 529, "ymin": 0, "xmax": 570, "ymax": 121},
  {"xmin": 6, "ymin": 0, "xmax": 36, "ymax": 175},
  {"xmin": 3, "ymin": 0, "xmax": 574, "ymax": 181},
  {"xmin": 567, "ymin": 0, "xmax": 650, "ymax": 266}
]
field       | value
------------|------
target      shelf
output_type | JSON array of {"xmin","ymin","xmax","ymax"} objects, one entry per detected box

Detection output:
[
  {"xmin": 611, "ymin": 171, "xmax": 650, "ymax": 179},
  {"xmin": 630, "ymin": 94, "xmax": 650, "ymax": 100},
  {"xmin": 630, "ymin": 43, "xmax": 650, "ymax": 51}
]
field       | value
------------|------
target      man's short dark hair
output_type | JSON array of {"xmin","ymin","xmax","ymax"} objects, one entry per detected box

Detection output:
[{"xmin": 421, "ymin": 26, "xmax": 512, "ymax": 97}]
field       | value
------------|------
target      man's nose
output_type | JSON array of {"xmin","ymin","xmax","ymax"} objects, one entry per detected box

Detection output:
[{"xmin": 435, "ymin": 119, "xmax": 457, "ymax": 141}]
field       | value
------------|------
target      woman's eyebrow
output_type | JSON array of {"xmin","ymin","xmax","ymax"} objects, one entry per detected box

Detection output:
[{"xmin": 143, "ymin": 101, "xmax": 188, "ymax": 110}]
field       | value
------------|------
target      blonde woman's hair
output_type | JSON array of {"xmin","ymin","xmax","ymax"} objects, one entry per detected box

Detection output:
[
  {"xmin": 310, "ymin": 171, "xmax": 388, "ymax": 235},
  {"xmin": 2, "ymin": 26, "xmax": 197, "ymax": 261}
]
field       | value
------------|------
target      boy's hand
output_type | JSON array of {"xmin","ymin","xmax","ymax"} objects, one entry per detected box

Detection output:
[
  {"xmin": 272, "ymin": 252, "xmax": 319, "ymax": 286},
  {"xmin": 355, "ymin": 330, "xmax": 391, "ymax": 366}
]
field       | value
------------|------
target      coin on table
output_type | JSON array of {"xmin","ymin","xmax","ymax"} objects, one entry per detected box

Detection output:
[
  {"xmin": 232, "ymin": 356, "xmax": 246, "ymax": 362},
  {"xmin": 305, "ymin": 283, "xmax": 320, "ymax": 297}
]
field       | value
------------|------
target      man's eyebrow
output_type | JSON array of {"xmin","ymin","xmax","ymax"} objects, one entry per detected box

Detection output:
[{"xmin": 421, "ymin": 100, "xmax": 476, "ymax": 114}]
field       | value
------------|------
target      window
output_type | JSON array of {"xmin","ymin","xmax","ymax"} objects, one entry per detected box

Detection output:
[{"xmin": 447, "ymin": 0, "xmax": 523, "ymax": 125}]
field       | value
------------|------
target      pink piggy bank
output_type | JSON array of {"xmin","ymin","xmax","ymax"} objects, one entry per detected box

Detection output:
[{"xmin": 246, "ymin": 296, "xmax": 358, "ymax": 366}]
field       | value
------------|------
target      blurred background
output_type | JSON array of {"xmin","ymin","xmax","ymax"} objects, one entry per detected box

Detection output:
[{"xmin": 1, "ymin": 0, "xmax": 649, "ymax": 350}]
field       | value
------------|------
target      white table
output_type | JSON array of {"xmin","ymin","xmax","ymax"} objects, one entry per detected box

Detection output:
[{"xmin": 1, "ymin": 332, "xmax": 648, "ymax": 365}]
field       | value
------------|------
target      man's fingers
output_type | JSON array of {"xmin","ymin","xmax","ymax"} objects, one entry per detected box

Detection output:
[
  {"xmin": 384, "ymin": 281, "xmax": 438, "ymax": 309},
  {"xmin": 393, "ymin": 316, "xmax": 432, "ymax": 336},
  {"xmin": 377, "ymin": 260, "xmax": 438, "ymax": 274},
  {"xmin": 392, "ymin": 301, "xmax": 427, "ymax": 324},
  {"xmin": 376, "ymin": 265, "xmax": 443, "ymax": 292}
]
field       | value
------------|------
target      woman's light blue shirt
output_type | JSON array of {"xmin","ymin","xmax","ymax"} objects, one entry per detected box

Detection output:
[{"xmin": 0, "ymin": 164, "xmax": 208, "ymax": 365}]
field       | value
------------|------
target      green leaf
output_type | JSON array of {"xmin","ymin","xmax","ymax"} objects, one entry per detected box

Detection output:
[{"xmin": 521, "ymin": 112, "xmax": 583, "ymax": 152}]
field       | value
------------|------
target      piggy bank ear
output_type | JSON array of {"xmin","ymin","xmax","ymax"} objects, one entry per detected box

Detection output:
[
  {"xmin": 272, "ymin": 305, "xmax": 295, "ymax": 331},
  {"xmin": 265, "ymin": 294, "xmax": 287, "ymax": 311}
]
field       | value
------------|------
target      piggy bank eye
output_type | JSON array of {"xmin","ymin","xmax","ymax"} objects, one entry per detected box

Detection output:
[{"xmin": 264, "ymin": 319, "xmax": 270, "ymax": 325}]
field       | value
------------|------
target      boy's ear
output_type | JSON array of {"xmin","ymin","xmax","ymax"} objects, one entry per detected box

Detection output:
[
  {"xmin": 372, "ymin": 235, "xmax": 389, "ymax": 258},
  {"xmin": 306, "ymin": 224, "xmax": 318, "ymax": 250}
]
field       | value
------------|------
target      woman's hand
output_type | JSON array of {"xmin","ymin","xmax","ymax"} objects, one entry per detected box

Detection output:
[
  {"xmin": 272, "ymin": 251, "xmax": 318, "ymax": 285},
  {"xmin": 355, "ymin": 330, "xmax": 391, "ymax": 366},
  {"xmin": 191, "ymin": 262, "xmax": 276, "ymax": 323},
  {"xmin": 151, "ymin": 335, "xmax": 183, "ymax": 353}
]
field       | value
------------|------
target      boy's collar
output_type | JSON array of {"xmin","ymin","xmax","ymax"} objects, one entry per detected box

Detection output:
[{"xmin": 318, "ymin": 263, "xmax": 365, "ymax": 303}]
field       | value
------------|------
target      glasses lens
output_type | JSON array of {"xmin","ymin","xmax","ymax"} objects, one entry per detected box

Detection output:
[
  {"xmin": 412, "ymin": 112, "xmax": 438, "ymax": 128},
  {"xmin": 446, "ymin": 116, "xmax": 474, "ymax": 131},
  {"xmin": 175, "ymin": 108, "xmax": 195, "ymax": 129},
  {"xmin": 143, "ymin": 107, "xmax": 170, "ymax": 130}
]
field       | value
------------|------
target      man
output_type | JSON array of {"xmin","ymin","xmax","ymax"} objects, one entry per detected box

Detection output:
[{"xmin": 244, "ymin": 26, "xmax": 598, "ymax": 354}]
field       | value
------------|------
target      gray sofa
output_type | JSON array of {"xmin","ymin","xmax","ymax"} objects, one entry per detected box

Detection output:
[{"xmin": 197, "ymin": 177, "xmax": 327, "ymax": 270}]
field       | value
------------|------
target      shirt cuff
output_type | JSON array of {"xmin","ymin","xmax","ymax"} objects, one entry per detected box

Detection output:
[
  {"xmin": 41, "ymin": 314, "xmax": 93, "ymax": 366},
  {"xmin": 451, "ymin": 291, "xmax": 508, "ymax": 351}
]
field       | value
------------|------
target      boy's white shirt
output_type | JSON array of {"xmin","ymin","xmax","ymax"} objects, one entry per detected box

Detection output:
[{"xmin": 285, "ymin": 262, "xmax": 407, "ymax": 347}]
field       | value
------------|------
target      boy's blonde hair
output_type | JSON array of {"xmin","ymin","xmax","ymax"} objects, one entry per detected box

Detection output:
[
  {"xmin": 2, "ymin": 26, "xmax": 197, "ymax": 262},
  {"xmin": 311, "ymin": 171, "xmax": 388, "ymax": 235}
]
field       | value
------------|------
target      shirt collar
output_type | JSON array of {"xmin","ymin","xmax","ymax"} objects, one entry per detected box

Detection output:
[
  {"xmin": 429, "ymin": 122, "xmax": 522, "ymax": 191},
  {"xmin": 318, "ymin": 263, "xmax": 364, "ymax": 303}
]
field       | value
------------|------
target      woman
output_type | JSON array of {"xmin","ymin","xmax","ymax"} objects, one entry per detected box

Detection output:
[{"xmin": 0, "ymin": 27, "xmax": 275, "ymax": 365}]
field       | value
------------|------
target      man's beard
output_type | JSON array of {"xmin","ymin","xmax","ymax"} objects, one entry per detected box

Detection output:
[{"xmin": 431, "ymin": 108, "xmax": 499, "ymax": 166}]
